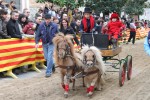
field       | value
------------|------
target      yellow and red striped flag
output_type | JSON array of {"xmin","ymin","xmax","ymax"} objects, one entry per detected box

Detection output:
[{"xmin": 0, "ymin": 38, "xmax": 45, "ymax": 72}]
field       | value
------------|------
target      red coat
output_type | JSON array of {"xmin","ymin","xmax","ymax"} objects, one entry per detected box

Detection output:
[
  {"xmin": 22, "ymin": 22, "xmax": 35, "ymax": 35},
  {"xmin": 107, "ymin": 20, "xmax": 124, "ymax": 39}
]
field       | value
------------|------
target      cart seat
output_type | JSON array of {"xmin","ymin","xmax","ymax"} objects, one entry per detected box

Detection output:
[
  {"xmin": 81, "ymin": 33, "xmax": 109, "ymax": 49},
  {"xmin": 101, "ymin": 47, "xmax": 122, "ymax": 57}
]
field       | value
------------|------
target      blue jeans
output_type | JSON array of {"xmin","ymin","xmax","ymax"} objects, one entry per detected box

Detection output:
[{"xmin": 42, "ymin": 43, "xmax": 54, "ymax": 75}]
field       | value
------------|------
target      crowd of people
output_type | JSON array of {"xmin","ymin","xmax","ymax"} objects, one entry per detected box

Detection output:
[{"xmin": 0, "ymin": 1, "xmax": 148, "ymax": 77}]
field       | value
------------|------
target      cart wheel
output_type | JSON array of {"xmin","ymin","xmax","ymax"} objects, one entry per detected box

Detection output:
[
  {"xmin": 119, "ymin": 61, "xmax": 126, "ymax": 87},
  {"xmin": 127, "ymin": 56, "xmax": 132, "ymax": 80}
]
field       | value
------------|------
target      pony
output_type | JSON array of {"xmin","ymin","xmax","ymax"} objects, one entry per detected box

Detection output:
[
  {"xmin": 81, "ymin": 45, "xmax": 106, "ymax": 97},
  {"xmin": 53, "ymin": 33, "xmax": 83, "ymax": 98}
]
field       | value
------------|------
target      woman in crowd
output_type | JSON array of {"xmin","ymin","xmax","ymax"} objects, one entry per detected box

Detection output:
[
  {"xmin": 9, "ymin": 1, "xmax": 17, "ymax": 11},
  {"xmin": 18, "ymin": 14, "xmax": 27, "ymax": 28},
  {"xmin": 60, "ymin": 19, "xmax": 79, "ymax": 45},
  {"xmin": 18, "ymin": 14, "xmax": 27, "ymax": 35},
  {"xmin": 22, "ymin": 20, "xmax": 35, "ymax": 35}
]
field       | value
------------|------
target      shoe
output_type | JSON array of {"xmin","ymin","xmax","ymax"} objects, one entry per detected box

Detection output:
[
  {"xmin": 45, "ymin": 74, "xmax": 51, "ymax": 78},
  {"xmin": 52, "ymin": 64, "xmax": 55, "ymax": 73}
]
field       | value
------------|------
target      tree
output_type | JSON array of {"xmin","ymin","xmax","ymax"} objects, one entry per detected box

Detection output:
[
  {"xmin": 85, "ymin": 0, "xmax": 128, "ymax": 14},
  {"xmin": 36, "ymin": 0, "xmax": 84, "ymax": 9},
  {"xmin": 36, "ymin": 0, "xmax": 147, "ymax": 17},
  {"xmin": 124, "ymin": 0, "xmax": 148, "ymax": 15}
]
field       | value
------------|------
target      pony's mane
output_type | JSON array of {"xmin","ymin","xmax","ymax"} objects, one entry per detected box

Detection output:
[
  {"xmin": 81, "ymin": 45, "xmax": 106, "ymax": 74},
  {"xmin": 53, "ymin": 33, "xmax": 76, "ymax": 65}
]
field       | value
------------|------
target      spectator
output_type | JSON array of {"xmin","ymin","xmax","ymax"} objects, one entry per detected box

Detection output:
[
  {"xmin": 0, "ymin": 0, "xmax": 4, "ymax": 9},
  {"xmin": 35, "ymin": 14, "xmax": 58, "ymax": 77},
  {"xmin": 0, "ymin": 9, "xmax": 11, "ymax": 39},
  {"xmin": 35, "ymin": 15, "xmax": 42, "ymax": 32},
  {"xmin": 59, "ymin": 13, "xmax": 68, "ymax": 25},
  {"xmin": 50, "ymin": 16, "xmax": 54, "ymax": 22},
  {"xmin": 35, "ymin": 8, "xmax": 43, "ymax": 18},
  {"xmin": 135, "ymin": 20, "xmax": 139, "ymax": 28},
  {"xmin": 18, "ymin": 14, "xmax": 27, "ymax": 28},
  {"xmin": 50, "ymin": 7, "xmax": 56, "ymax": 17},
  {"xmin": 22, "ymin": 20, "xmax": 35, "ymax": 35},
  {"xmin": 9, "ymin": 1, "xmax": 17, "ymax": 11},
  {"xmin": 5, "ymin": 4, "xmax": 11, "ymax": 15},
  {"xmin": 95, "ymin": 19, "xmax": 103, "ymax": 33},
  {"xmin": 62, "ymin": 13, "xmax": 68, "ymax": 20},
  {"xmin": 101, "ymin": 22, "xmax": 108, "ymax": 34},
  {"xmin": 23, "ymin": 8, "xmax": 30, "ymax": 21},
  {"xmin": 144, "ymin": 20, "xmax": 148, "ymax": 28},
  {"xmin": 126, "ymin": 19, "xmax": 136, "ymax": 44},
  {"xmin": 53, "ymin": 16, "xmax": 59, "ymax": 24},
  {"xmin": 7, "ymin": 10, "xmax": 23, "ymax": 39},
  {"xmin": 60, "ymin": 19, "xmax": 79, "ymax": 45},
  {"xmin": 70, "ymin": 18, "xmax": 81, "ymax": 35},
  {"xmin": 43, "ymin": 4, "xmax": 49, "ymax": 16}
]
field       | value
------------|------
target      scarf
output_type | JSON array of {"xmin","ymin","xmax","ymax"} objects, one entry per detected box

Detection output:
[{"xmin": 82, "ymin": 16, "xmax": 95, "ymax": 32}]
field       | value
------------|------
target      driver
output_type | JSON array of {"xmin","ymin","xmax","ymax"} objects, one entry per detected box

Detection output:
[{"xmin": 80, "ymin": 7, "xmax": 96, "ymax": 33}]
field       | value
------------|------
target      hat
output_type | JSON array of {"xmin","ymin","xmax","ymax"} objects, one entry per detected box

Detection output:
[
  {"xmin": 84, "ymin": 7, "xmax": 92, "ymax": 13},
  {"xmin": 110, "ymin": 12, "xmax": 119, "ymax": 20},
  {"xmin": 44, "ymin": 14, "xmax": 51, "ymax": 19}
]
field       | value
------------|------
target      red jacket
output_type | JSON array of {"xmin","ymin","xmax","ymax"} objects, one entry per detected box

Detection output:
[
  {"xmin": 107, "ymin": 20, "xmax": 124, "ymax": 39},
  {"xmin": 81, "ymin": 16, "xmax": 95, "ymax": 32},
  {"xmin": 22, "ymin": 22, "xmax": 35, "ymax": 35}
]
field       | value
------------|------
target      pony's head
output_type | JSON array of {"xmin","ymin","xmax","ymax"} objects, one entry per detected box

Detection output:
[
  {"xmin": 81, "ymin": 45, "xmax": 105, "ymax": 73},
  {"xmin": 53, "ymin": 33, "xmax": 74, "ymax": 59},
  {"xmin": 57, "ymin": 39, "xmax": 70, "ymax": 59},
  {"xmin": 83, "ymin": 49, "xmax": 96, "ymax": 68}
]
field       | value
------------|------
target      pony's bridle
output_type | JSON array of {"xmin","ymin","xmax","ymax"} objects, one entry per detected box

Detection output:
[
  {"xmin": 57, "ymin": 40, "xmax": 71, "ymax": 58},
  {"xmin": 83, "ymin": 50, "xmax": 96, "ymax": 66}
]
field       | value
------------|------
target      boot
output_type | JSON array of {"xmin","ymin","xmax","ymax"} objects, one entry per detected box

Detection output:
[{"xmin": 111, "ymin": 38, "xmax": 117, "ymax": 49}]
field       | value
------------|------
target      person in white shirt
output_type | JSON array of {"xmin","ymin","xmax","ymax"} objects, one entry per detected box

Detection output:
[{"xmin": 127, "ymin": 19, "xmax": 136, "ymax": 44}]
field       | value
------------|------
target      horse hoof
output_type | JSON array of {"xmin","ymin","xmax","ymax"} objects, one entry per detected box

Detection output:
[
  {"xmin": 64, "ymin": 93, "xmax": 68, "ymax": 98},
  {"xmin": 87, "ymin": 92, "xmax": 93, "ymax": 97},
  {"xmin": 95, "ymin": 87, "xmax": 102, "ymax": 91},
  {"xmin": 72, "ymin": 88, "xmax": 76, "ymax": 91}
]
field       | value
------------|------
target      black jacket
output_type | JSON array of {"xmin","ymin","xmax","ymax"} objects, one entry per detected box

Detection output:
[
  {"xmin": 70, "ymin": 22, "xmax": 80, "ymax": 33},
  {"xmin": 60, "ymin": 26, "xmax": 75, "ymax": 35},
  {"xmin": 0, "ymin": 18, "xmax": 10, "ymax": 39},
  {"xmin": 7, "ymin": 18, "xmax": 22, "ymax": 39},
  {"xmin": 60, "ymin": 27, "xmax": 79, "ymax": 45}
]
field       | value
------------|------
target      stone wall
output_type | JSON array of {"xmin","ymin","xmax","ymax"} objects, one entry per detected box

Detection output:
[{"xmin": 29, "ymin": 0, "xmax": 45, "ymax": 8}]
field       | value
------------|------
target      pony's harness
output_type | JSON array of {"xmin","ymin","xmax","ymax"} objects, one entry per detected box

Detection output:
[
  {"xmin": 72, "ymin": 69, "xmax": 100, "ymax": 79},
  {"xmin": 83, "ymin": 69, "xmax": 99, "ymax": 77}
]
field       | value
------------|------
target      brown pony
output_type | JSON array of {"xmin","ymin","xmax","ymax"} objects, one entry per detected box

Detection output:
[
  {"xmin": 53, "ymin": 33, "xmax": 83, "ymax": 98},
  {"xmin": 81, "ymin": 45, "xmax": 106, "ymax": 97}
]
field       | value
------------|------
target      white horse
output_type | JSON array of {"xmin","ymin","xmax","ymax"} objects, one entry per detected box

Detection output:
[{"xmin": 81, "ymin": 45, "xmax": 106, "ymax": 97}]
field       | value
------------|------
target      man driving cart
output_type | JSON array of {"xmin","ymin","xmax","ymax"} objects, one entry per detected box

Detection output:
[{"xmin": 80, "ymin": 7, "xmax": 96, "ymax": 33}]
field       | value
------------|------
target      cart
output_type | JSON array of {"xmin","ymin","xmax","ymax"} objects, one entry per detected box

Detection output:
[{"xmin": 81, "ymin": 33, "xmax": 132, "ymax": 86}]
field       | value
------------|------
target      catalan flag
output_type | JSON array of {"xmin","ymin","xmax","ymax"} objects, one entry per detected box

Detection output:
[{"xmin": 0, "ymin": 38, "xmax": 45, "ymax": 72}]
